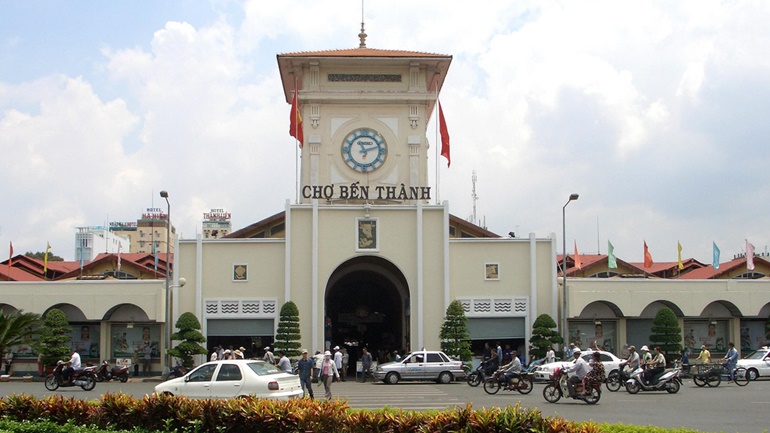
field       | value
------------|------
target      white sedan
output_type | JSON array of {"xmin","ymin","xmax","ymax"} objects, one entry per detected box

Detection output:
[
  {"xmin": 154, "ymin": 359, "xmax": 303, "ymax": 399},
  {"xmin": 737, "ymin": 346, "xmax": 770, "ymax": 381},
  {"xmin": 533, "ymin": 350, "xmax": 622, "ymax": 382}
]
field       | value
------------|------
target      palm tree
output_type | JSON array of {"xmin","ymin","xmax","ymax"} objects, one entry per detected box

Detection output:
[{"xmin": 0, "ymin": 310, "xmax": 42, "ymax": 355}]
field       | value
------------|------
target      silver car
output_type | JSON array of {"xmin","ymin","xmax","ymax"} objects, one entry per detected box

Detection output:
[{"xmin": 374, "ymin": 350, "xmax": 467, "ymax": 384}]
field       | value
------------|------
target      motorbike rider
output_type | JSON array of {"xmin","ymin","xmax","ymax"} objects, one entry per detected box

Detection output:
[
  {"xmin": 624, "ymin": 345, "xmax": 640, "ymax": 375},
  {"xmin": 565, "ymin": 348, "xmax": 590, "ymax": 398},
  {"xmin": 499, "ymin": 350, "xmax": 522, "ymax": 387},
  {"xmin": 643, "ymin": 346, "xmax": 666, "ymax": 385},
  {"xmin": 483, "ymin": 349, "xmax": 500, "ymax": 376},
  {"xmin": 63, "ymin": 348, "xmax": 82, "ymax": 383},
  {"xmin": 585, "ymin": 351, "xmax": 606, "ymax": 387}
]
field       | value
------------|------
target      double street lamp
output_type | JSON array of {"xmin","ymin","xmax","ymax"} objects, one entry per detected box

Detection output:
[
  {"xmin": 159, "ymin": 190, "xmax": 171, "ymax": 377},
  {"xmin": 562, "ymin": 193, "xmax": 579, "ymax": 348}
]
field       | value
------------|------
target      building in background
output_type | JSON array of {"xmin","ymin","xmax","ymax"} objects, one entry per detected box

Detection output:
[
  {"xmin": 202, "ymin": 209, "xmax": 232, "ymax": 239},
  {"xmin": 74, "ymin": 226, "xmax": 131, "ymax": 262}
]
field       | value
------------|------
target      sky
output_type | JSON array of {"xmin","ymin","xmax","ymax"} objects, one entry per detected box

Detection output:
[{"xmin": 2, "ymin": 0, "xmax": 770, "ymax": 264}]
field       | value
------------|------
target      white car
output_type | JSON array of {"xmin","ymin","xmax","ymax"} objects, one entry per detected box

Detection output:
[
  {"xmin": 154, "ymin": 359, "xmax": 303, "ymax": 399},
  {"xmin": 737, "ymin": 346, "xmax": 770, "ymax": 381},
  {"xmin": 374, "ymin": 350, "xmax": 467, "ymax": 384},
  {"xmin": 533, "ymin": 350, "xmax": 622, "ymax": 382}
]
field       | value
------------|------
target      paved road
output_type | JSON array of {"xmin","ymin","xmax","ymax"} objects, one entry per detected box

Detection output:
[{"xmin": 1, "ymin": 377, "xmax": 766, "ymax": 433}]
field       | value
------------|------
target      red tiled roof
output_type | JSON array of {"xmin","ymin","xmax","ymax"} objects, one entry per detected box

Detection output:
[
  {"xmin": 0, "ymin": 266, "xmax": 44, "ymax": 282},
  {"xmin": 278, "ymin": 47, "xmax": 451, "ymax": 58}
]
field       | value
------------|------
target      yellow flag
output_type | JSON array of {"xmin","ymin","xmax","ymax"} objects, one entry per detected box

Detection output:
[
  {"xmin": 677, "ymin": 241, "xmax": 683, "ymax": 270},
  {"xmin": 44, "ymin": 242, "xmax": 51, "ymax": 275}
]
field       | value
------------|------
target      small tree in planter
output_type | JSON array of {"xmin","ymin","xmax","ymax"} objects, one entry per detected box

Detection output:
[
  {"xmin": 274, "ymin": 301, "xmax": 301, "ymax": 357},
  {"xmin": 439, "ymin": 300, "xmax": 472, "ymax": 362},
  {"xmin": 168, "ymin": 312, "xmax": 207, "ymax": 368},
  {"xmin": 39, "ymin": 309, "xmax": 72, "ymax": 368},
  {"xmin": 649, "ymin": 307, "xmax": 682, "ymax": 365},
  {"xmin": 530, "ymin": 313, "xmax": 563, "ymax": 360}
]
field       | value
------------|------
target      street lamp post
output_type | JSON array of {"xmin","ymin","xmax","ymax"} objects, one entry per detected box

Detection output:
[
  {"xmin": 562, "ymin": 193, "xmax": 579, "ymax": 348},
  {"xmin": 159, "ymin": 190, "xmax": 171, "ymax": 377}
]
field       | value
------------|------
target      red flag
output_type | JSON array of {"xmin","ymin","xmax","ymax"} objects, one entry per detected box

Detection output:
[
  {"xmin": 574, "ymin": 241, "xmax": 582, "ymax": 270},
  {"xmin": 7, "ymin": 241, "xmax": 12, "ymax": 276},
  {"xmin": 438, "ymin": 102, "xmax": 450, "ymax": 167},
  {"xmin": 289, "ymin": 86, "xmax": 304, "ymax": 147},
  {"xmin": 643, "ymin": 241, "xmax": 653, "ymax": 268}
]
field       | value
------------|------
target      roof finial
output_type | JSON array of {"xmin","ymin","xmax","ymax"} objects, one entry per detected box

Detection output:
[{"xmin": 358, "ymin": 0, "xmax": 367, "ymax": 48}]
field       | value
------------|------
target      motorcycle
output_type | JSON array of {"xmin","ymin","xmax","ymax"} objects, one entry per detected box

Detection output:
[
  {"xmin": 165, "ymin": 363, "xmax": 187, "ymax": 380},
  {"xmin": 467, "ymin": 361, "xmax": 496, "ymax": 387},
  {"xmin": 625, "ymin": 364, "xmax": 682, "ymax": 394},
  {"xmin": 605, "ymin": 361, "xmax": 634, "ymax": 392},
  {"xmin": 483, "ymin": 369, "xmax": 534, "ymax": 395},
  {"xmin": 542, "ymin": 366, "xmax": 601, "ymax": 404},
  {"xmin": 44, "ymin": 361, "xmax": 97, "ymax": 391},
  {"xmin": 95, "ymin": 360, "xmax": 130, "ymax": 383}
]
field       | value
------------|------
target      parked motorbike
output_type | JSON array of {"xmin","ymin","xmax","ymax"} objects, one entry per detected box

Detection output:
[
  {"xmin": 542, "ymin": 367, "xmax": 601, "ymax": 404},
  {"xmin": 483, "ymin": 369, "xmax": 534, "ymax": 395},
  {"xmin": 625, "ymin": 364, "xmax": 682, "ymax": 394},
  {"xmin": 95, "ymin": 360, "xmax": 130, "ymax": 383},
  {"xmin": 44, "ymin": 361, "xmax": 97, "ymax": 391}
]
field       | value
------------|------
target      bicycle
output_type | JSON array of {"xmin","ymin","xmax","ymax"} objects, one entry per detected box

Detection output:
[{"xmin": 692, "ymin": 362, "xmax": 749, "ymax": 387}]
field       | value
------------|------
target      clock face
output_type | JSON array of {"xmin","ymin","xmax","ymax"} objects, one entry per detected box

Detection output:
[{"xmin": 341, "ymin": 128, "xmax": 387, "ymax": 172}]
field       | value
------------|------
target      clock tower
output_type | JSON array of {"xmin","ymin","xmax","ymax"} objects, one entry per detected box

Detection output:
[{"xmin": 277, "ymin": 41, "xmax": 452, "ymax": 204}]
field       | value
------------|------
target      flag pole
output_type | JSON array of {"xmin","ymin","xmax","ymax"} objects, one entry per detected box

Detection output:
[
  {"xmin": 294, "ymin": 77, "xmax": 299, "ymax": 204},
  {"xmin": 435, "ymin": 87, "xmax": 440, "ymax": 204}
]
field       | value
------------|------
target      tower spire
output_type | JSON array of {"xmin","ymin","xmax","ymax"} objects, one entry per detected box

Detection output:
[{"xmin": 358, "ymin": 0, "xmax": 367, "ymax": 48}]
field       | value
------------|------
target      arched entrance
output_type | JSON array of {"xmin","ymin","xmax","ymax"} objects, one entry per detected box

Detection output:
[{"xmin": 325, "ymin": 256, "xmax": 409, "ymax": 363}]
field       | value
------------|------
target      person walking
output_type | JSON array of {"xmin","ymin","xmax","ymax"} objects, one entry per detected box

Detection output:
[
  {"xmin": 319, "ymin": 351, "xmax": 340, "ymax": 400},
  {"xmin": 545, "ymin": 347, "xmax": 555, "ymax": 364},
  {"xmin": 360, "ymin": 347, "xmax": 372, "ymax": 382},
  {"xmin": 341, "ymin": 348, "xmax": 349, "ymax": 381},
  {"xmin": 333, "ymin": 346, "xmax": 343, "ymax": 380},
  {"xmin": 297, "ymin": 349, "xmax": 315, "ymax": 399}
]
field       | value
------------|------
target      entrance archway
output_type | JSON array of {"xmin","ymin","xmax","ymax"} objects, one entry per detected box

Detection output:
[{"xmin": 325, "ymin": 256, "xmax": 409, "ymax": 364}]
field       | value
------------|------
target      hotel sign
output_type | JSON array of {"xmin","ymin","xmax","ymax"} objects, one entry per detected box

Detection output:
[
  {"xmin": 204, "ymin": 209, "xmax": 232, "ymax": 221},
  {"xmin": 142, "ymin": 207, "xmax": 167, "ymax": 220},
  {"xmin": 301, "ymin": 183, "xmax": 431, "ymax": 201}
]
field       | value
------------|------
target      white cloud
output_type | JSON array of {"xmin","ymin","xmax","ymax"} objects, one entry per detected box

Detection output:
[{"xmin": 2, "ymin": 0, "xmax": 770, "ymax": 265}]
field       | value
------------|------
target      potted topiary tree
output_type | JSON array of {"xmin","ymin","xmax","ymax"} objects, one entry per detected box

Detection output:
[
  {"xmin": 274, "ymin": 301, "xmax": 301, "ymax": 358},
  {"xmin": 439, "ymin": 300, "xmax": 473, "ymax": 362},
  {"xmin": 649, "ymin": 307, "xmax": 683, "ymax": 365},
  {"xmin": 530, "ymin": 313, "xmax": 563, "ymax": 360},
  {"xmin": 168, "ymin": 312, "xmax": 208, "ymax": 369},
  {"xmin": 38, "ymin": 309, "xmax": 72, "ymax": 373}
]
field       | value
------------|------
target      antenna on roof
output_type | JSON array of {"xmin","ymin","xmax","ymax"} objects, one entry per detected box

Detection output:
[{"xmin": 358, "ymin": 0, "xmax": 367, "ymax": 48}]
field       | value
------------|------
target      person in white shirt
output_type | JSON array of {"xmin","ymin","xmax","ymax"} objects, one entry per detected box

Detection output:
[
  {"xmin": 277, "ymin": 350, "xmax": 292, "ymax": 373},
  {"xmin": 500, "ymin": 350, "xmax": 522, "ymax": 387},
  {"xmin": 565, "ymin": 348, "xmax": 590, "ymax": 398},
  {"xmin": 333, "ymin": 346, "xmax": 343, "ymax": 379},
  {"xmin": 624, "ymin": 345, "xmax": 640, "ymax": 374},
  {"xmin": 546, "ymin": 348, "xmax": 555, "ymax": 363},
  {"xmin": 210, "ymin": 346, "xmax": 218, "ymax": 362},
  {"xmin": 63, "ymin": 348, "xmax": 82, "ymax": 382}
]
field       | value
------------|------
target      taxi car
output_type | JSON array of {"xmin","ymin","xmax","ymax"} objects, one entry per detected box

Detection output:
[
  {"xmin": 374, "ymin": 349, "xmax": 466, "ymax": 384},
  {"xmin": 154, "ymin": 359, "xmax": 303, "ymax": 399},
  {"xmin": 737, "ymin": 346, "xmax": 770, "ymax": 381}
]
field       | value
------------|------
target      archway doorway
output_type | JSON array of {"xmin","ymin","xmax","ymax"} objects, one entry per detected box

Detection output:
[{"xmin": 325, "ymin": 256, "xmax": 409, "ymax": 368}]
